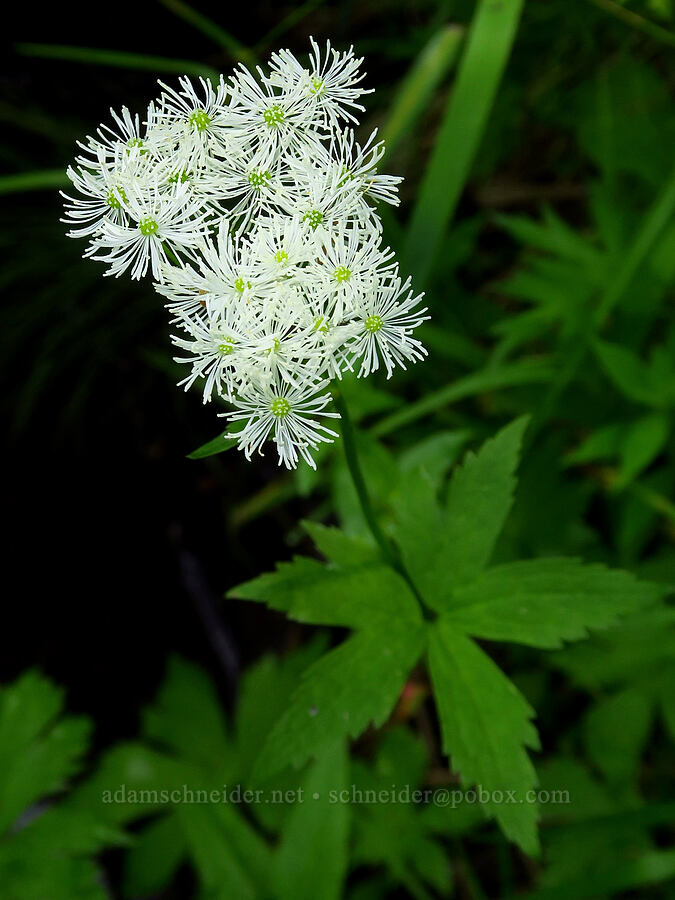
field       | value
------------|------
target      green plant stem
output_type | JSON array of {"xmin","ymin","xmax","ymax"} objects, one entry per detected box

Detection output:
[
  {"xmin": 255, "ymin": 0, "xmax": 327, "ymax": 53},
  {"xmin": 332, "ymin": 388, "xmax": 400, "ymax": 568},
  {"xmin": 332, "ymin": 388, "xmax": 432, "ymax": 618},
  {"xmin": 156, "ymin": 0, "xmax": 257, "ymax": 65},
  {"xmin": 15, "ymin": 43, "xmax": 219, "ymax": 81},
  {"xmin": 0, "ymin": 170, "xmax": 68, "ymax": 195},
  {"xmin": 585, "ymin": 0, "xmax": 675, "ymax": 48}
]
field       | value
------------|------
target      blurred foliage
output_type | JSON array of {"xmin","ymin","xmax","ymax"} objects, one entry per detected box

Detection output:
[{"xmin": 3, "ymin": 0, "xmax": 675, "ymax": 897}]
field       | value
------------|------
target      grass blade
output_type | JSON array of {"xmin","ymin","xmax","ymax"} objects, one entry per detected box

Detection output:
[
  {"xmin": 16, "ymin": 43, "xmax": 219, "ymax": 81},
  {"xmin": 380, "ymin": 25, "xmax": 464, "ymax": 157},
  {"xmin": 0, "ymin": 170, "xmax": 68, "ymax": 195},
  {"xmin": 403, "ymin": 0, "xmax": 525, "ymax": 287},
  {"xmin": 371, "ymin": 358, "xmax": 553, "ymax": 437},
  {"xmin": 585, "ymin": 0, "xmax": 675, "ymax": 49},
  {"xmin": 255, "ymin": 0, "xmax": 327, "ymax": 54},
  {"xmin": 156, "ymin": 0, "xmax": 257, "ymax": 65}
]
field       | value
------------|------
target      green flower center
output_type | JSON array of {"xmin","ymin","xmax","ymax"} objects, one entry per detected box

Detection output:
[
  {"xmin": 334, "ymin": 265, "xmax": 351, "ymax": 283},
  {"xmin": 270, "ymin": 397, "xmax": 291, "ymax": 418},
  {"xmin": 309, "ymin": 76, "xmax": 324, "ymax": 96},
  {"xmin": 274, "ymin": 249, "xmax": 288, "ymax": 264},
  {"xmin": 189, "ymin": 109, "xmax": 211, "ymax": 132},
  {"xmin": 106, "ymin": 186, "xmax": 127, "ymax": 209},
  {"xmin": 263, "ymin": 105, "xmax": 285, "ymax": 127},
  {"xmin": 247, "ymin": 168, "xmax": 271, "ymax": 189},
  {"xmin": 218, "ymin": 337, "xmax": 235, "ymax": 355},
  {"xmin": 365, "ymin": 314, "xmax": 383, "ymax": 334},
  {"xmin": 313, "ymin": 316, "xmax": 329, "ymax": 334},
  {"xmin": 265, "ymin": 337, "xmax": 281, "ymax": 355},
  {"xmin": 138, "ymin": 218, "xmax": 159, "ymax": 236},
  {"xmin": 337, "ymin": 165, "xmax": 354, "ymax": 188},
  {"xmin": 168, "ymin": 171, "xmax": 191, "ymax": 185},
  {"xmin": 126, "ymin": 137, "xmax": 146, "ymax": 155},
  {"xmin": 302, "ymin": 209, "xmax": 324, "ymax": 230},
  {"xmin": 234, "ymin": 277, "xmax": 252, "ymax": 294}
]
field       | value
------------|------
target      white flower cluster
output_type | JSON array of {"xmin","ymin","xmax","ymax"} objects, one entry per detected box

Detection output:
[{"xmin": 63, "ymin": 39, "xmax": 429, "ymax": 469}]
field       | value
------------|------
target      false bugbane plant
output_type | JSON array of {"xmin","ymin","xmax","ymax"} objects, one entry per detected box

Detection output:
[{"xmin": 62, "ymin": 40, "xmax": 429, "ymax": 469}]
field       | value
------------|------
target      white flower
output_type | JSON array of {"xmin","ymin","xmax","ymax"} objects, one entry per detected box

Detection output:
[
  {"xmin": 226, "ymin": 376, "xmax": 339, "ymax": 469},
  {"xmin": 75, "ymin": 105, "xmax": 167, "ymax": 169},
  {"xmin": 153, "ymin": 75, "xmax": 239, "ymax": 163},
  {"xmin": 304, "ymin": 225, "xmax": 396, "ymax": 321},
  {"xmin": 281, "ymin": 157, "xmax": 369, "ymax": 234},
  {"xmin": 227, "ymin": 64, "xmax": 326, "ymax": 158},
  {"xmin": 350, "ymin": 275, "xmax": 429, "ymax": 378},
  {"xmin": 269, "ymin": 37, "xmax": 371, "ymax": 129},
  {"xmin": 63, "ymin": 41, "xmax": 430, "ymax": 467},
  {"xmin": 248, "ymin": 214, "xmax": 316, "ymax": 278},
  {"xmin": 325, "ymin": 128, "xmax": 402, "ymax": 208},
  {"xmin": 61, "ymin": 151, "xmax": 136, "ymax": 238},
  {"xmin": 172, "ymin": 311, "xmax": 251, "ymax": 402},
  {"xmin": 89, "ymin": 183, "xmax": 209, "ymax": 280}
]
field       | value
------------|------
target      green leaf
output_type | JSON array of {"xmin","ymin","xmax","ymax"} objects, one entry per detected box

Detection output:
[
  {"xmin": 442, "ymin": 558, "xmax": 662, "ymax": 648},
  {"xmin": 615, "ymin": 413, "xmax": 670, "ymax": 487},
  {"xmin": 551, "ymin": 606, "xmax": 675, "ymax": 689},
  {"xmin": 15, "ymin": 42, "xmax": 219, "ymax": 80},
  {"xmin": 273, "ymin": 742, "xmax": 350, "ymax": 900},
  {"xmin": 0, "ymin": 808, "xmax": 110, "ymax": 900},
  {"xmin": 403, "ymin": 0, "xmax": 525, "ymax": 286},
  {"xmin": 593, "ymin": 339, "xmax": 669, "ymax": 407},
  {"xmin": 0, "ymin": 671, "xmax": 91, "ymax": 834},
  {"xmin": 187, "ymin": 430, "xmax": 240, "ymax": 459},
  {"xmin": 156, "ymin": 0, "xmax": 256, "ymax": 64},
  {"xmin": 584, "ymin": 687, "xmax": 654, "ymax": 784},
  {"xmin": 428, "ymin": 620, "xmax": 540, "ymax": 854},
  {"xmin": 141, "ymin": 656, "xmax": 233, "ymax": 774},
  {"xmin": 398, "ymin": 430, "xmax": 473, "ymax": 489},
  {"xmin": 123, "ymin": 815, "xmax": 186, "ymax": 899},
  {"xmin": 380, "ymin": 25, "xmax": 464, "ymax": 157},
  {"xmin": 0, "ymin": 170, "xmax": 69, "ymax": 195},
  {"xmin": 371, "ymin": 361, "xmax": 550, "ymax": 437},
  {"xmin": 521, "ymin": 849, "xmax": 675, "ymax": 900},
  {"xmin": 234, "ymin": 637, "xmax": 329, "ymax": 787},
  {"xmin": 660, "ymin": 667, "xmax": 675, "ymax": 742},
  {"xmin": 255, "ymin": 623, "xmax": 426, "ymax": 779},
  {"xmin": 177, "ymin": 803, "xmax": 270, "ymax": 900},
  {"xmin": 302, "ymin": 521, "xmax": 379, "ymax": 567},
  {"xmin": 230, "ymin": 557, "xmax": 421, "ymax": 629},
  {"xmin": 393, "ymin": 417, "xmax": 528, "ymax": 610}
]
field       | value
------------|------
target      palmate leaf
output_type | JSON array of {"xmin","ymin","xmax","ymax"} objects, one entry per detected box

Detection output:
[
  {"xmin": 393, "ymin": 416, "xmax": 528, "ymax": 609},
  {"xmin": 254, "ymin": 623, "xmax": 426, "ymax": 779},
  {"xmin": 75, "ymin": 653, "xmax": 318, "ymax": 900},
  {"xmin": 387, "ymin": 418, "xmax": 664, "ymax": 854},
  {"xmin": 442, "ymin": 558, "xmax": 661, "ymax": 648},
  {"xmin": 0, "ymin": 670, "xmax": 91, "ymax": 834},
  {"xmin": 428, "ymin": 621, "xmax": 540, "ymax": 855},
  {"xmin": 229, "ymin": 557, "xmax": 419, "ymax": 629},
  {"xmin": 230, "ymin": 529, "xmax": 427, "ymax": 782},
  {"xmin": 273, "ymin": 742, "xmax": 350, "ymax": 900},
  {"xmin": 0, "ymin": 672, "xmax": 118, "ymax": 900},
  {"xmin": 351, "ymin": 729, "xmax": 458, "ymax": 898}
]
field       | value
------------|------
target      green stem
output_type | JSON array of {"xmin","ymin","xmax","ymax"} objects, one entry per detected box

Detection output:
[
  {"xmin": 332, "ymin": 387, "xmax": 433, "ymax": 619},
  {"xmin": 585, "ymin": 0, "xmax": 675, "ymax": 49},
  {"xmin": 332, "ymin": 387, "xmax": 399, "ymax": 567}
]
